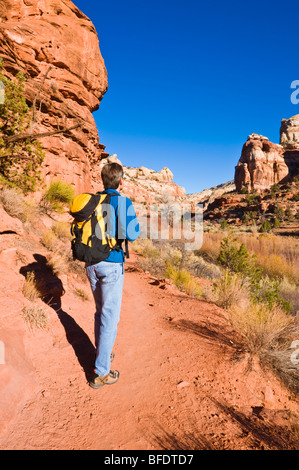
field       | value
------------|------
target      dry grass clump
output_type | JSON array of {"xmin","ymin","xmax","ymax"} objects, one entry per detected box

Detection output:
[
  {"xmin": 52, "ymin": 221, "xmax": 72, "ymax": 240},
  {"xmin": 74, "ymin": 288, "xmax": 90, "ymax": 301},
  {"xmin": 183, "ymin": 251, "xmax": 222, "ymax": 280},
  {"xmin": 165, "ymin": 262, "xmax": 202, "ymax": 299},
  {"xmin": 0, "ymin": 186, "xmax": 25, "ymax": 218},
  {"xmin": 279, "ymin": 277, "xmax": 299, "ymax": 316},
  {"xmin": 205, "ymin": 269, "xmax": 248, "ymax": 310},
  {"xmin": 46, "ymin": 252, "xmax": 68, "ymax": 275},
  {"xmin": 0, "ymin": 186, "xmax": 38, "ymax": 224},
  {"xmin": 21, "ymin": 305, "xmax": 49, "ymax": 330},
  {"xmin": 22, "ymin": 271, "xmax": 40, "ymax": 302},
  {"xmin": 41, "ymin": 229, "xmax": 58, "ymax": 251},
  {"xmin": 132, "ymin": 239, "xmax": 160, "ymax": 258},
  {"xmin": 229, "ymin": 301, "xmax": 295, "ymax": 355}
]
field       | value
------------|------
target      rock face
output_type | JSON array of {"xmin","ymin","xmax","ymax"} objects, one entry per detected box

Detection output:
[
  {"xmin": 185, "ymin": 180, "xmax": 236, "ymax": 209},
  {"xmin": 235, "ymin": 116, "xmax": 299, "ymax": 193},
  {"xmin": 0, "ymin": 0, "xmax": 108, "ymax": 193},
  {"xmin": 92, "ymin": 154, "xmax": 186, "ymax": 204},
  {"xmin": 235, "ymin": 134, "xmax": 289, "ymax": 192}
]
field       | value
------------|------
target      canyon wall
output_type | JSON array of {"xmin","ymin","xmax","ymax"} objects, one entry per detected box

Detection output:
[{"xmin": 0, "ymin": 0, "xmax": 108, "ymax": 193}]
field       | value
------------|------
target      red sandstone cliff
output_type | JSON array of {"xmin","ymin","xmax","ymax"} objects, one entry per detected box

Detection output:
[
  {"xmin": 235, "ymin": 116, "xmax": 299, "ymax": 193},
  {"xmin": 0, "ymin": 0, "xmax": 108, "ymax": 193}
]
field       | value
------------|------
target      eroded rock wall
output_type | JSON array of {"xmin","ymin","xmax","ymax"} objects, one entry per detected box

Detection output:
[{"xmin": 0, "ymin": 0, "xmax": 108, "ymax": 193}]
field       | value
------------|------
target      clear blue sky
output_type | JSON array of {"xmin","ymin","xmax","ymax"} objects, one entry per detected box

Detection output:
[{"xmin": 75, "ymin": 0, "xmax": 299, "ymax": 194}]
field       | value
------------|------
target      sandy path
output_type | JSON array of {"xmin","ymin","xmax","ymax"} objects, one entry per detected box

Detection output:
[{"xmin": 0, "ymin": 253, "xmax": 298, "ymax": 450}]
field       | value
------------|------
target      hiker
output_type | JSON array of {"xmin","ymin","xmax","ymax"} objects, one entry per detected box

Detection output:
[{"xmin": 70, "ymin": 163, "xmax": 140, "ymax": 389}]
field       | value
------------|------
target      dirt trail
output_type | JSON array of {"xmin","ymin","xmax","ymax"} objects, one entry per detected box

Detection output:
[{"xmin": 0, "ymin": 252, "xmax": 299, "ymax": 450}]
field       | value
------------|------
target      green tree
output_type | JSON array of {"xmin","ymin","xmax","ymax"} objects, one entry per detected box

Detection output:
[{"xmin": 0, "ymin": 61, "xmax": 45, "ymax": 192}]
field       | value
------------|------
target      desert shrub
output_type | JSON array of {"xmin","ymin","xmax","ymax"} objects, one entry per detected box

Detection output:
[
  {"xmin": 228, "ymin": 302, "xmax": 294, "ymax": 356},
  {"xmin": 284, "ymin": 208, "xmax": 293, "ymax": 220},
  {"xmin": 279, "ymin": 277, "xmax": 299, "ymax": 315},
  {"xmin": 21, "ymin": 305, "xmax": 48, "ymax": 330},
  {"xmin": 22, "ymin": 271, "xmax": 40, "ymax": 302},
  {"xmin": 74, "ymin": 288, "xmax": 90, "ymax": 301},
  {"xmin": 209, "ymin": 269, "xmax": 248, "ymax": 310},
  {"xmin": 245, "ymin": 190, "xmax": 259, "ymax": 206},
  {"xmin": 259, "ymin": 220, "xmax": 272, "ymax": 233},
  {"xmin": 0, "ymin": 61, "xmax": 45, "ymax": 192},
  {"xmin": 132, "ymin": 239, "xmax": 160, "ymax": 259},
  {"xmin": 165, "ymin": 261, "xmax": 202, "ymax": 299},
  {"xmin": 41, "ymin": 229, "xmax": 58, "ymax": 251},
  {"xmin": 46, "ymin": 252, "xmax": 68, "ymax": 275},
  {"xmin": 0, "ymin": 186, "xmax": 25, "ymax": 218},
  {"xmin": 272, "ymin": 217, "xmax": 280, "ymax": 228},
  {"xmin": 182, "ymin": 252, "xmax": 222, "ymax": 280},
  {"xmin": 217, "ymin": 234, "xmax": 290, "ymax": 311},
  {"xmin": 220, "ymin": 218, "xmax": 229, "ymax": 230},
  {"xmin": 270, "ymin": 184, "xmax": 279, "ymax": 196},
  {"xmin": 242, "ymin": 211, "xmax": 258, "ymax": 224},
  {"xmin": 42, "ymin": 179, "xmax": 75, "ymax": 213},
  {"xmin": 52, "ymin": 221, "xmax": 71, "ymax": 240},
  {"xmin": 274, "ymin": 206, "xmax": 285, "ymax": 221},
  {"xmin": 217, "ymin": 234, "xmax": 260, "ymax": 277},
  {"xmin": 0, "ymin": 186, "xmax": 39, "ymax": 224}
]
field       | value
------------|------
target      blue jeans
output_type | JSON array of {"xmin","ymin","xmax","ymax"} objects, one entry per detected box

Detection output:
[{"xmin": 86, "ymin": 261, "xmax": 124, "ymax": 376}]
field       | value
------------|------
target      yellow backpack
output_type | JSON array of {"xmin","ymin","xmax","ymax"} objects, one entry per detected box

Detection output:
[{"xmin": 70, "ymin": 191, "xmax": 122, "ymax": 264}]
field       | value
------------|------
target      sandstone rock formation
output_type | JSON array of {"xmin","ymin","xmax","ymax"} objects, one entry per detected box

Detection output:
[
  {"xmin": 235, "ymin": 134, "xmax": 289, "ymax": 192},
  {"xmin": 0, "ymin": 0, "xmax": 108, "ymax": 193},
  {"xmin": 280, "ymin": 115, "xmax": 299, "ymax": 179},
  {"xmin": 185, "ymin": 180, "xmax": 236, "ymax": 209},
  {"xmin": 91, "ymin": 154, "xmax": 186, "ymax": 204},
  {"xmin": 235, "ymin": 116, "xmax": 299, "ymax": 193}
]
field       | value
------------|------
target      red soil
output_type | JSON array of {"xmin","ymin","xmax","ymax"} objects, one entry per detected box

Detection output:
[{"xmin": 0, "ymin": 248, "xmax": 298, "ymax": 450}]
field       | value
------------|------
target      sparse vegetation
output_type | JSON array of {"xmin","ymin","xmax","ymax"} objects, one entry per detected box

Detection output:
[
  {"xmin": 46, "ymin": 252, "xmax": 68, "ymax": 276},
  {"xmin": 22, "ymin": 271, "xmax": 40, "ymax": 302},
  {"xmin": 134, "ymin": 232, "xmax": 299, "ymax": 394},
  {"xmin": 52, "ymin": 221, "xmax": 72, "ymax": 240},
  {"xmin": 21, "ymin": 305, "xmax": 48, "ymax": 330},
  {"xmin": 42, "ymin": 179, "xmax": 75, "ymax": 213},
  {"xmin": 41, "ymin": 229, "xmax": 58, "ymax": 251},
  {"xmin": 0, "ymin": 60, "xmax": 45, "ymax": 192},
  {"xmin": 73, "ymin": 288, "xmax": 90, "ymax": 301}
]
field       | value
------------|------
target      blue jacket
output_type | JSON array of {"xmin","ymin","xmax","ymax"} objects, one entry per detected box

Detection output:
[{"xmin": 101, "ymin": 188, "xmax": 140, "ymax": 263}]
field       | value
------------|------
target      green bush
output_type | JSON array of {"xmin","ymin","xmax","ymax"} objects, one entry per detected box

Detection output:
[
  {"xmin": 259, "ymin": 220, "xmax": 272, "ymax": 233},
  {"xmin": 42, "ymin": 179, "xmax": 75, "ymax": 213},
  {"xmin": 245, "ymin": 190, "xmax": 259, "ymax": 206},
  {"xmin": 217, "ymin": 234, "xmax": 290, "ymax": 312},
  {"xmin": 0, "ymin": 60, "xmax": 45, "ymax": 192}
]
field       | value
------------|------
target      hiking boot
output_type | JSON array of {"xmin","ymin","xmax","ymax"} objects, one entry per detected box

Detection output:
[{"xmin": 89, "ymin": 370, "xmax": 120, "ymax": 389}]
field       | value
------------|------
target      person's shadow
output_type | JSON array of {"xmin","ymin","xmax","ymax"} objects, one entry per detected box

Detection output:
[{"xmin": 20, "ymin": 254, "xmax": 95, "ymax": 382}]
